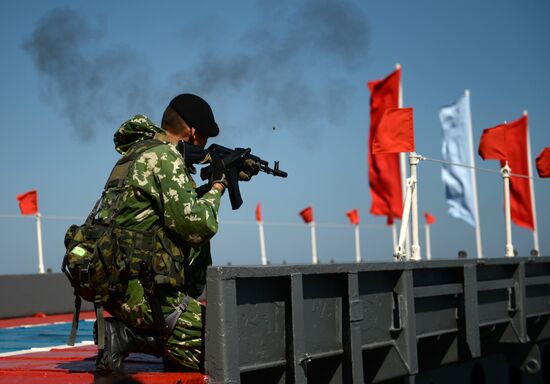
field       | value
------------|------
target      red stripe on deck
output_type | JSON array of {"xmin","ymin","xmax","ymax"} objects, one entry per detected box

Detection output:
[
  {"xmin": 0, "ymin": 345, "xmax": 208, "ymax": 383},
  {"xmin": 0, "ymin": 312, "xmax": 97, "ymax": 328}
]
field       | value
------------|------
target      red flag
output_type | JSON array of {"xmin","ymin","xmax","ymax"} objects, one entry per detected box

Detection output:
[
  {"xmin": 424, "ymin": 212, "xmax": 436, "ymax": 225},
  {"xmin": 536, "ymin": 147, "xmax": 550, "ymax": 178},
  {"xmin": 16, "ymin": 190, "xmax": 38, "ymax": 215},
  {"xmin": 255, "ymin": 202, "xmax": 262, "ymax": 222},
  {"xmin": 372, "ymin": 107, "xmax": 415, "ymax": 154},
  {"xmin": 478, "ymin": 124, "xmax": 507, "ymax": 160},
  {"xmin": 502, "ymin": 116, "xmax": 533, "ymax": 230},
  {"xmin": 299, "ymin": 206, "xmax": 314, "ymax": 223},
  {"xmin": 367, "ymin": 68, "xmax": 403, "ymax": 225},
  {"xmin": 346, "ymin": 209, "xmax": 360, "ymax": 225}
]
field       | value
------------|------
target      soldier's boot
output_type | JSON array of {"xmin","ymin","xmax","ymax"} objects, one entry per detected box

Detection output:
[{"xmin": 94, "ymin": 317, "xmax": 163, "ymax": 374}]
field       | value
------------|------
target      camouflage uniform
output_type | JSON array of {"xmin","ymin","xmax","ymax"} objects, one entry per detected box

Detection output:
[{"xmin": 98, "ymin": 114, "xmax": 221, "ymax": 370}]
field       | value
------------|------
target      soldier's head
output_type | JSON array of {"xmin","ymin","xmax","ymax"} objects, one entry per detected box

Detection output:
[{"xmin": 161, "ymin": 94, "xmax": 219, "ymax": 148}]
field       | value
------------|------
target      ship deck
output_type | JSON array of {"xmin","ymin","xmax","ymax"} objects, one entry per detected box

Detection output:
[{"xmin": 0, "ymin": 312, "xmax": 208, "ymax": 384}]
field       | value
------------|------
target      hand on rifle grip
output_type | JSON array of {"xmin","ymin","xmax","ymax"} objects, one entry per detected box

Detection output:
[
  {"xmin": 238, "ymin": 159, "xmax": 260, "ymax": 181},
  {"xmin": 211, "ymin": 159, "xmax": 229, "ymax": 188}
]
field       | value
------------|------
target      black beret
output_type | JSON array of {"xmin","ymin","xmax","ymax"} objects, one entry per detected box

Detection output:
[{"xmin": 168, "ymin": 93, "xmax": 219, "ymax": 137}]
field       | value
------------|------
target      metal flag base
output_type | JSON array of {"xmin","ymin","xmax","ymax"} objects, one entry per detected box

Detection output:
[{"xmin": 394, "ymin": 153, "xmax": 422, "ymax": 261}]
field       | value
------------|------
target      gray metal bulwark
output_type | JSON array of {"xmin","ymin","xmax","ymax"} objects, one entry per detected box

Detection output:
[{"xmin": 205, "ymin": 257, "xmax": 550, "ymax": 384}]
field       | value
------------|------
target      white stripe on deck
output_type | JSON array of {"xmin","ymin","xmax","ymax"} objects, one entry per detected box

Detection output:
[{"xmin": 0, "ymin": 340, "xmax": 94, "ymax": 357}]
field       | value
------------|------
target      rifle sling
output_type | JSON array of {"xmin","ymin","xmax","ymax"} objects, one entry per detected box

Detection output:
[
  {"xmin": 95, "ymin": 296, "xmax": 105, "ymax": 350},
  {"xmin": 139, "ymin": 262, "xmax": 168, "ymax": 345},
  {"xmin": 67, "ymin": 292, "xmax": 81, "ymax": 346},
  {"xmin": 165, "ymin": 295, "xmax": 190, "ymax": 335}
]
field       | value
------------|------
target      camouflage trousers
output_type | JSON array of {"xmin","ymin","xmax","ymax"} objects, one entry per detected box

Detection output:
[{"xmin": 116, "ymin": 279, "xmax": 204, "ymax": 371}]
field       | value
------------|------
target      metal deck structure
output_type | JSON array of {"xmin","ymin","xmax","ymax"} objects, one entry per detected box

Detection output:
[{"xmin": 204, "ymin": 256, "xmax": 550, "ymax": 383}]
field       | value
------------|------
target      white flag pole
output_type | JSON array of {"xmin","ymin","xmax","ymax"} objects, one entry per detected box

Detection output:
[
  {"xmin": 394, "ymin": 178, "xmax": 413, "ymax": 260},
  {"xmin": 524, "ymin": 110, "xmax": 540, "ymax": 255},
  {"xmin": 35, "ymin": 212, "xmax": 45, "ymax": 274},
  {"xmin": 465, "ymin": 90, "xmax": 483, "ymax": 259},
  {"xmin": 310, "ymin": 222, "xmax": 318, "ymax": 264},
  {"xmin": 396, "ymin": 63, "xmax": 410, "ymax": 259},
  {"xmin": 410, "ymin": 153, "xmax": 421, "ymax": 261},
  {"xmin": 425, "ymin": 223, "xmax": 432, "ymax": 261},
  {"xmin": 258, "ymin": 220, "xmax": 268, "ymax": 265},
  {"xmin": 391, "ymin": 224, "xmax": 397, "ymax": 250},
  {"xmin": 354, "ymin": 225, "xmax": 362, "ymax": 263},
  {"xmin": 502, "ymin": 162, "xmax": 515, "ymax": 257}
]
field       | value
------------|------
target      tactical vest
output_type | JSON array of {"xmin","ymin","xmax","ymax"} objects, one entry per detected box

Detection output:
[{"xmin": 62, "ymin": 139, "xmax": 189, "ymax": 348}]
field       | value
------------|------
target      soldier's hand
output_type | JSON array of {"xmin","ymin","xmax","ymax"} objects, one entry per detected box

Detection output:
[
  {"xmin": 211, "ymin": 159, "xmax": 229, "ymax": 188},
  {"xmin": 238, "ymin": 159, "xmax": 260, "ymax": 181}
]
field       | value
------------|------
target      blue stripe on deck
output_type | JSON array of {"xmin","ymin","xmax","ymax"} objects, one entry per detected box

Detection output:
[{"xmin": 0, "ymin": 321, "xmax": 93, "ymax": 353}]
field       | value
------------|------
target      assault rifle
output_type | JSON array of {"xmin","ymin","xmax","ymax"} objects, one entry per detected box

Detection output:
[{"xmin": 177, "ymin": 141, "xmax": 288, "ymax": 210}]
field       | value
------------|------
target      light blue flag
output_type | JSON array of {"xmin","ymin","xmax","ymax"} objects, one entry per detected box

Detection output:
[{"xmin": 439, "ymin": 93, "xmax": 477, "ymax": 227}]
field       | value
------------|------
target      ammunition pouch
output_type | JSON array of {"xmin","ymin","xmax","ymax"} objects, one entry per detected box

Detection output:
[{"xmin": 63, "ymin": 224, "xmax": 187, "ymax": 301}]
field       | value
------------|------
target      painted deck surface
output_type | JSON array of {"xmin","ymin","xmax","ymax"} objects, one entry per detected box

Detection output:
[
  {"xmin": 0, "ymin": 312, "xmax": 97, "ymax": 329},
  {"xmin": 0, "ymin": 313, "xmax": 208, "ymax": 384},
  {"xmin": 0, "ymin": 345, "xmax": 208, "ymax": 383}
]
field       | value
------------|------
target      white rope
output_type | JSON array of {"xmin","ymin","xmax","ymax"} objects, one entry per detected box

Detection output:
[
  {"xmin": 0, "ymin": 214, "xmax": 86, "ymax": 220},
  {"xmin": 0, "ymin": 214, "xmax": 387, "ymax": 229},
  {"xmin": 263, "ymin": 221, "xmax": 386, "ymax": 229},
  {"xmin": 422, "ymin": 155, "xmax": 550, "ymax": 182}
]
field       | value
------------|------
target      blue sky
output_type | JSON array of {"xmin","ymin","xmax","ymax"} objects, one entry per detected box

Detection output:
[{"xmin": 1, "ymin": 0, "xmax": 549, "ymax": 274}]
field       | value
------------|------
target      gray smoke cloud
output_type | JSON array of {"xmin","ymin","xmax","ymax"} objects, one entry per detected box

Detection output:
[
  {"xmin": 24, "ymin": 1, "xmax": 369, "ymax": 143},
  {"xmin": 172, "ymin": 0, "xmax": 370, "ymax": 143},
  {"xmin": 24, "ymin": 8, "xmax": 152, "ymax": 140}
]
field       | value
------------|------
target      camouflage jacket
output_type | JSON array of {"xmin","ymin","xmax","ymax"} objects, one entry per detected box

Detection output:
[{"xmin": 97, "ymin": 115, "xmax": 222, "ymax": 296}]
